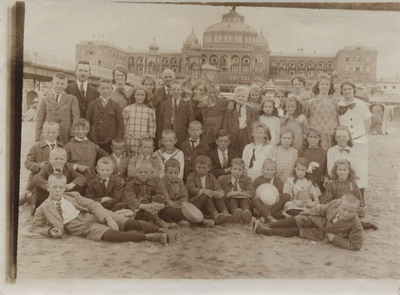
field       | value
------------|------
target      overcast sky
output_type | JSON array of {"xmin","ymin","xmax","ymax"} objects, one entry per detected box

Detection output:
[{"xmin": 24, "ymin": 2, "xmax": 400, "ymax": 78}]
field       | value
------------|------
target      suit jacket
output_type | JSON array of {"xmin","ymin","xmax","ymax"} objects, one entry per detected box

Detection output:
[
  {"xmin": 110, "ymin": 153, "xmax": 129, "ymax": 179},
  {"xmin": 30, "ymin": 192, "xmax": 110, "ymax": 237},
  {"xmin": 24, "ymin": 140, "xmax": 64, "ymax": 190},
  {"xmin": 222, "ymin": 102, "xmax": 259, "ymax": 145},
  {"xmin": 217, "ymin": 174, "xmax": 255, "ymax": 198},
  {"xmin": 127, "ymin": 153, "xmax": 162, "ymax": 179},
  {"xmin": 123, "ymin": 176, "xmax": 159, "ymax": 211},
  {"xmin": 85, "ymin": 174, "xmax": 123, "ymax": 209},
  {"xmin": 156, "ymin": 98, "xmax": 195, "ymax": 145},
  {"xmin": 35, "ymin": 92, "xmax": 80, "ymax": 144},
  {"xmin": 299, "ymin": 200, "xmax": 364, "ymax": 251},
  {"xmin": 208, "ymin": 148, "xmax": 238, "ymax": 178},
  {"xmin": 86, "ymin": 98, "xmax": 124, "ymax": 145},
  {"xmin": 186, "ymin": 172, "xmax": 224, "ymax": 203},
  {"xmin": 179, "ymin": 139, "xmax": 210, "ymax": 179},
  {"xmin": 65, "ymin": 82, "xmax": 99, "ymax": 118},
  {"xmin": 199, "ymin": 97, "xmax": 229, "ymax": 144},
  {"xmin": 154, "ymin": 86, "xmax": 170, "ymax": 104},
  {"xmin": 33, "ymin": 163, "xmax": 87, "ymax": 191}
]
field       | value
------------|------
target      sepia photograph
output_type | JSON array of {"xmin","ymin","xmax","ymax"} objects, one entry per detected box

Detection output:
[{"xmin": 4, "ymin": 1, "xmax": 400, "ymax": 292}]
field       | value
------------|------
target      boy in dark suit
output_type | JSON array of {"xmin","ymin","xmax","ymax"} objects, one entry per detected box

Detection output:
[
  {"xmin": 222, "ymin": 85, "xmax": 259, "ymax": 155},
  {"xmin": 156, "ymin": 80, "xmax": 194, "ymax": 147},
  {"xmin": 65, "ymin": 60, "xmax": 100, "ymax": 118},
  {"xmin": 64, "ymin": 118, "xmax": 109, "ymax": 180},
  {"xmin": 254, "ymin": 194, "xmax": 364, "ymax": 251},
  {"xmin": 85, "ymin": 157, "xmax": 124, "ymax": 211},
  {"xmin": 180, "ymin": 121, "xmax": 210, "ymax": 180},
  {"xmin": 109, "ymin": 139, "xmax": 129, "ymax": 179},
  {"xmin": 30, "ymin": 173, "xmax": 168, "ymax": 245},
  {"xmin": 208, "ymin": 129, "xmax": 238, "ymax": 178},
  {"xmin": 186, "ymin": 155, "xmax": 228, "ymax": 227},
  {"xmin": 35, "ymin": 72, "xmax": 80, "ymax": 144},
  {"xmin": 33, "ymin": 148, "xmax": 87, "ymax": 210},
  {"xmin": 86, "ymin": 78, "xmax": 124, "ymax": 154}
]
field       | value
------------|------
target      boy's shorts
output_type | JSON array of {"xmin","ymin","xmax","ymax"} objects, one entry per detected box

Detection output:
[
  {"xmin": 64, "ymin": 211, "xmax": 128, "ymax": 241},
  {"xmin": 295, "ymin": 215, "xmax": 326, "ymax": 241}
]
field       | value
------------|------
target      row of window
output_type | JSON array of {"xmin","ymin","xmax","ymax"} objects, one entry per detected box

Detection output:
[
  {"xmin": 382, "ymin": 85, "xmax": 397, "ymax": 89},
  {"xmin": 344, "ymin": 64, "xmax": 371, "ymax": 72},
  {"xmin": 345, "ymin": 55, "xmax": 371, "ymax": 62},
  {"xmin": 128, "ymin": 57, "xmax": 182, "ymax": 65},
  {"xmin": 204, "ymin": 34, "xmax": 256, "ymax": 45},
  {"xmin": 81, "ymin": 48, "xmax": 127, "ymax": 61},
  {"xmin": 270, "ymin": 69, "xmax": 333, "ymax": 77},
  {"xmin": 270, "ymin": 60, "xmax": 334, "ymax": 70}
]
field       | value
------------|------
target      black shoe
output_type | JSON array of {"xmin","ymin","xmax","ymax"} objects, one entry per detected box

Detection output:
[{"xmin": 361, "ymin": 221, "xmax": 378, "ymax": 230}]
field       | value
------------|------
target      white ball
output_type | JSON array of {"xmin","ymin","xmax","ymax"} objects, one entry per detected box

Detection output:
[{"xmin": 256, "ymin": 183, "xmax": 279, "ymax": 206}]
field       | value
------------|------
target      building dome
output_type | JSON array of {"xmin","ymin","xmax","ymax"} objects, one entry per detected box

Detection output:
[
  {"xmin": 204, "ymin": 7, "xmax": 257, "ymax": 35},
  {"xmin": 148, "ymin": 38, "xmax": 159, "ymax": 51},
  {"xmin": 185, "ymin": 29, "xmax": 199, "ymax": 45}
]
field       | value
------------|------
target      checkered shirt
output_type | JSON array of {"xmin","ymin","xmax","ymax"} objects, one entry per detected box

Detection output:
[{"xmin": 271, "ymin": 145, "xmax": 298, "ymax": 183}]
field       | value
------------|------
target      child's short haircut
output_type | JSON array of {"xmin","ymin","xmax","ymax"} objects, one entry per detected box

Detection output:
[
  {"xmin": 291, "ymin": 75, "xmax": 306, "ymax": 87},
  {"xmin": 189, "ymin": 120, "xmax": 202, "ymax": 129},
  {"xmin": 161, "ymin": 129, "xmax": 176, "ymax": 139},
  {"xmin": 50, "ymin": 147, "xmax": 67, "ymax": 158},
  {"xmin": 136, "ymin": 159, "xmax": 153, "ymax": 171},
  {"xmin": 43, "ymin": 121, "xmax": 60, "ymax": 130},
  {"xmin": 195, "ymin": 155, "xmax": 211, "ymax": 167},
  {"xmin": 98, "ymin": 78, "xmax": 112, "ymax": 85},
  {"xmin": 112, "ymin": 64, "xmax": 128, "ymax": 81},
  {"xmin": 252, "ymin": 121, "xmax": 271, "ymax": 141},
  {"xmin": 341, "ymin": 194, "xmax": 360, "ymax": 206},
  {"xmin": 332, "ymin": 125, "xmax": 354, "ymax": 148},
  {"xmin": 72, "ymin": 118, "xmax": 90, "ymax": 130},
  {"xmin": 279, "ymin": 126, "xmax": 295, "ymax": 142},
  {"xmin": 234, "ymin": 85, "xmax": 249, "ymax": 97},
  {"xmin": 140, "ymin": 137, "xmax": 154, "ymax": 147},
  {"xmin": 111, "ymin": 138, "xmax": 125, "ymax": 146},
  {"xmin": 170, "ymin": 80, "xmax": 182, "ymax": 87},
  {"xmin": 216, "ymin": 129, "xmax": 229, "ymax": 139},
  {"xmin": 283, "ymin": 97, "xmax": 303, "ymax": 119},
  {"xmin": 231, "ymin": 158, "xmax": 245, "ymax": 168},
  {"xmin": 48, "ymin": 173, "xmax": 67, "ymax": 184},
  {"xmin": 165, "ymin": 158, "xmax": 180, "ymax": 171},
  {"xmin": 97, "ymin": 157, "xmax": 114, "ymax": 168},
  {"xmin": 262, "ymin": 158, "xmax": 277, "ymax": 169},
  {"xmin": 53, "ymin": 72, "xmax": 67, "ymax": 80}
]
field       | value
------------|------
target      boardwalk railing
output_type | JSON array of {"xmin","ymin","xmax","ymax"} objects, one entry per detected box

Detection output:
[{"xmin": 24, "ymin": 50, "xmax": 113, "ymax": 78}]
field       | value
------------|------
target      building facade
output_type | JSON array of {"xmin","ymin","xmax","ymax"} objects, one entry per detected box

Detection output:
[{"xmin": 75, "ymin": 7, "xmax": 378, "ymax": 90}]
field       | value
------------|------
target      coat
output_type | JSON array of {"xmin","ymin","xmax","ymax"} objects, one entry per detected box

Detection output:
[
  {"xmin": 24, "ymin": 140, "xmax": 64, "ymax": 190},
  {"xmin": 30, "ymin": 192, "xmax": 109, "ymax": 237},
  {"xmin": 207, "ymin": 148, "xmax": 238, "ymax": 178},
  {"xmin": 65, "ymin": 82, "xmax": 99, "ymax": 118},
  {"xmin": 123, "ymin": 177, "xmax": 158, "ymax": 211},
  {"xmin": 86, "ymin": 98, "xmax": 124, "ymax": 145},
  {"xmin": 110, "ymin": 153, "xmax": 129, "ymax": 179},
  {"xmin": 186, "ymin": 172, "xmax": 224, "ymax": 203},
  {"xmin": 85, "ymin": 175, "xmax": 124, "ymax": 210},
  {"xmin": 156, "ymin": 98, "xmax": 195, "ymax": 145},
  {"xmin": 64, "ymin": 138, "xmax": 109, "ymax": 169},
  {"xmin": 35, "ymin": 92, "xmax": 80, "ymax": 144},
  {"xmin": 298, "ymin": 200, "xmax": 364, "ymax": 251},
  {"xmin": 179, "ymin": 139, "xmax": 210, "ymax": 179},
  {"xmin": 199, "ymin": 97, "xmax": 229, "ymax": 144},
  {"xmin": 222, "ymin": 102, "xmax": 259, "ymax": 145},
  {"xmin": 217, "ymin": 174, "xmax": 256, "ymax": 198},
  {"xmin": 154, "ymin": 86, "xmax": 170, "ymax": 104}
]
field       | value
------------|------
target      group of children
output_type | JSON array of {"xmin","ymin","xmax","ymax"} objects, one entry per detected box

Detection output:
[{"xmin": 23, "ymin": 69, "xmax": 378, "ymax": 251}]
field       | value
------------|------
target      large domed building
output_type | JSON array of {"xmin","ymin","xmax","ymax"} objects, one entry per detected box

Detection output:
[{"xmin": 75, "ymin": 7, "xmax": 377, "ymax": 90}]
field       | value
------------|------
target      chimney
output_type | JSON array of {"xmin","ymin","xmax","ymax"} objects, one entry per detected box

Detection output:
[{"xmin": 298, "ymin": 48, "xmax": 303, "ymax": 53}]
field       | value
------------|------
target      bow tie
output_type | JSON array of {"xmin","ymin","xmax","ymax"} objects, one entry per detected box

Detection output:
[
  {"xmin": 338, "ymin": 103, "xmax": 356, "ymax": 115},
  {"xmin": 339, "ymin": 148, "xmax": 350, "ymax": 153},
  {"xmin": 54, "ymin": 169, "xmax": 62, "ymax": 173}
]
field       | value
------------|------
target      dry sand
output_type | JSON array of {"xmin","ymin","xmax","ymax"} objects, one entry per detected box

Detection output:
[{"xmin": 16, "ymin": 121, "xmax": 400, "ymax": 279}]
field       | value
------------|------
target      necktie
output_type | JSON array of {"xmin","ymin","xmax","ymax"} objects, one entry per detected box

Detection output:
[
  {"xmin": 80, "ymin": 84, "xmax": 86, "ymax": 99},
  {"xmin": 55, "ymin": 169, "xmax": 62, "ymax": 173},
  {"xmin": 333, "ymin": 214, "xmax": 341, "ymax": 223},
  {"xmin": 233, "ymin": 179, "xmax": 239, "ymax": 192},
  {"xmin": 55, "ymin": 95, "xmax": 59, "ymax": 103},
  {"xmin": 172, "ymin": 98, "xmax": 177, "ymax": 129},
  {"xmin": 191, "ymin": 140, "xmax": 196, "ymax": 148},
  {"xmin": 339, "ymin": 148, "xmax": 350, "ymax": 153},
  {"xmin": 56, "ymin": 202, "xmax": 63, "ymax": 220},
  {"xmin": 222, "ymin": 152, "xmax": 228, "ymax": 169},
  {"xmin": 249, "ymin": 148, "xmax": 256, "ymax": 169},
  {"xmin": 101, "ymin": 98, "xmax": 108, "ymax": 107},
  {"xmin": 338, "ymin": 103, "xmax": 356, "ymax": 116},
  {"xmin": 50, "ymin": 144, "xmax": 55, "ymax": 150},
  {"xmin": 238, "ymin": 104, "xmax": 242, "ymax": 117},
  {"xmin": 100, "ymin": 178, "xmax": 107, "ymax": 191}
]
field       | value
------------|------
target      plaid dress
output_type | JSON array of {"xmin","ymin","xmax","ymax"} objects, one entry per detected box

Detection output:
[
  {"xmin": 307, "ymin": 96, "xmax": 339, "ymax": 150},
  {"xmin": 270, "ymin": 145, "xmax": 298, "ymax": 183},
  {"xmin": 122, "ymin": 104, "xmax": 156, "ymax": 157}
]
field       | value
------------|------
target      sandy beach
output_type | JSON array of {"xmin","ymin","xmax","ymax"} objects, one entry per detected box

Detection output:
[{"xmin": 16, "ymin": 121, "xmax": 400, "ymax": 280}]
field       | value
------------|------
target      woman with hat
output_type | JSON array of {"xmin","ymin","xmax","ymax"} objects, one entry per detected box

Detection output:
[{"xmin": 338, "ymin": 79, "xmax": 372, "ymax": 195}]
